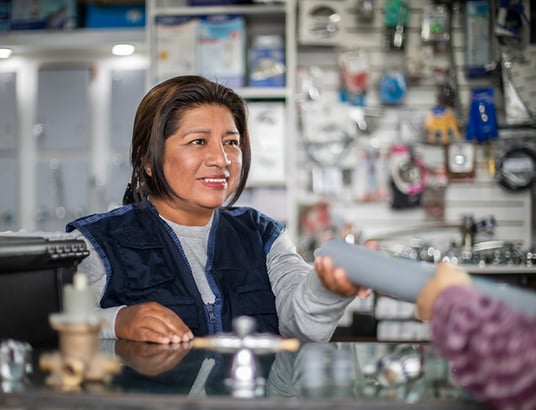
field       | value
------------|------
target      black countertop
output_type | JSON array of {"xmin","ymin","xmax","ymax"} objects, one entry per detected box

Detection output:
[{"xmin": 0, "ymin": 340, "xmax": 489, "ymax": 410}]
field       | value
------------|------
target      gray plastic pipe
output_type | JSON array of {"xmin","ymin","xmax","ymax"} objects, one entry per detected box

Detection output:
[{"xmin": 318, "ymin": 239, "xmax": 536, "ymax": 317}]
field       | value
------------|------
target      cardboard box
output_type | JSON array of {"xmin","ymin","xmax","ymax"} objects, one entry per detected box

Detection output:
[
  {"xmin": 85, "ymin": 3, "xmax": 145, "ymax": 28},
  {"xmin": 197, "ymin": 14, "xmax": 245, "ymax": 89},
  {"xmin": 10, "ymin": 0, "xmax": 78, "ymax": 30},
  {"xmin": 155, "ymin": 15, "xmax": 198, "ymax": 82}
]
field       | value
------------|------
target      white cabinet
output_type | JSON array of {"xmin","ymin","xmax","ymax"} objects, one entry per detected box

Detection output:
[
  {"xmin": 36, "ymin": 67, "xmax": 91, "ymax": 151},
  {"xmin": 0, "ymin": 29, "xmax": 149, "ymax": 231},
  {"xmin": 107, "ymin": 68, "xmax": 148, "ymax": 210}
]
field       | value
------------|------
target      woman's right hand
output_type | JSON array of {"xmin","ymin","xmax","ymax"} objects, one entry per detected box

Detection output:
[{"xmin": 115, "ymin": 301, "xmax": 193, "ymax": 344}]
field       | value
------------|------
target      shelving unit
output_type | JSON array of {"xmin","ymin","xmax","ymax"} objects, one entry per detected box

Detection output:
[
  {"xmin": 146, "ymin": 0, "xmax": 300, "ymax": 231},
  {"xmin": 146, "ymin": 1, "xmax": 296, "ymax": 89}
]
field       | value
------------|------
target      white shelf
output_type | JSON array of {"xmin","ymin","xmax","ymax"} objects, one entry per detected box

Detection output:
[
  {"xmin": 151, "ymin": 4, "xmax": 285, "ymax": 16},
  {"xmin": 0, "ymin": 28, "xmax": 146, "ymax": 54},
  {"xmin": 238, "ymin": 87, "xmax": 288, "ymax": 99}
]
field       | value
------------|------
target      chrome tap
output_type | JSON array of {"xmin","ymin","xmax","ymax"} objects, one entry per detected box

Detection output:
[{"xmin": 461, "ymin": 215, "xmax": 496, "ymax": 252}]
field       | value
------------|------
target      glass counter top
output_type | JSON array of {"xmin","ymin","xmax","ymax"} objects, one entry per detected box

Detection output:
[{"xmin": 0, "ymin": 340, "xmax": 488, "ymax": 409}]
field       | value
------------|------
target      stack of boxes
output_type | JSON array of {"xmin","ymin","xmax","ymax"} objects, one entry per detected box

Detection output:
[
  {"xmin": 155, "ymin": 14, "xmax": 247, "ymax": 87},
  {"xmin": 156, "ymin": 12, "xmax": 286, "ymax": 88}
]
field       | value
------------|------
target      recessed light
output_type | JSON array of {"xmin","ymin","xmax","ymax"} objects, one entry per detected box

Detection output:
[
  {"xmin": 0, "ymin": 48, "xmax": 13, "ymax": 59},
  {"xmin": 112, "ymin": 44, "xmax": 135, "ymax": 56}
]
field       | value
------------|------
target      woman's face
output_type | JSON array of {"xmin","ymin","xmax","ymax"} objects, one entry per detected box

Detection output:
[{"xmin": 153, "ymin": 104, "xmax": 243, "ymax": 225}]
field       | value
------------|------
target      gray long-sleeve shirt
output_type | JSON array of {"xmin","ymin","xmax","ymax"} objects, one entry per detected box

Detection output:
[{"xmin": 72, "ymin": 216, "xmax": 354, "ymax": 342}]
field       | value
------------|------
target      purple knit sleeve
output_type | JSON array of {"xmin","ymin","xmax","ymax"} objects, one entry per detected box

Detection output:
[{"xmin": 431, "ymin": 286, "xmax": 536, "ymax": 410}]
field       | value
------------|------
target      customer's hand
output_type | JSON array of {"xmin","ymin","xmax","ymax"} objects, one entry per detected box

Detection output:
[
  {"xmin": 314, "ymin": 255, "xmax": 370, "ymax": 298},
  {"xmin": 116, "ymin": 301, "xmax": 194, "ymax": 344},
  {"xmin": 416, "ymin": 261, "xmax": 471, "ymax": 321},
  {"xmin": 115, "ymin": 340, "xmax": 192, "ymax": 376}
]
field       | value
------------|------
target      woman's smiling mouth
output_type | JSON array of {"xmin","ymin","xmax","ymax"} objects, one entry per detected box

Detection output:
[{"xmin": 200, "ymin": 177, "xmax": 229, "ymax": 188}]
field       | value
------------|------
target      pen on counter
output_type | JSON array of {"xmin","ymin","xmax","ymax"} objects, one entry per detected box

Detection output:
[{"xmin": 191, "ymin": 334, "xmax": 300, "ymax": 353}]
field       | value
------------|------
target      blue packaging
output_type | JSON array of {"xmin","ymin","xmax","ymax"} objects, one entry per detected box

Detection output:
[
  {"xmin": 85, "ymin": 3, "xmax": 145, "ymax": 29},
  {"xmin": 465, "ymin": 87, "xmax": 498, "ymax": 143},
  {"xmin": 248, "ymin": 35, "xmax": 285, "ymax": 87},
  {"xmin": 465, "ymin": 0, "xmax": 490, "ymax": 78},
  {"xmin": 0, "ymin": 0, "xmax": 10, "ymax": 31}
]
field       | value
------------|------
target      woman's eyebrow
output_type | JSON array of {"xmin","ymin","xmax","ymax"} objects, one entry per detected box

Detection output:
[{"xmin": 183, "ymin": 128, "xmax": 210, "ymax": 136}]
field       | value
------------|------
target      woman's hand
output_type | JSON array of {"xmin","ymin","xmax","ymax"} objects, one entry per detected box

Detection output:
[
  {"xmin": 115, "ymin": 301, "xmax": 194, "ymax": 344},
  {"xmin": 314, "ymin": 255, "xmax": 370, "ymax": 298},
  {"xmin": 114, "ymin": 340, "xmax": 192, "ymax": 376},
  {"xmin": 416, "ymin": 261, "xmax": 471, "ymax": 321}
]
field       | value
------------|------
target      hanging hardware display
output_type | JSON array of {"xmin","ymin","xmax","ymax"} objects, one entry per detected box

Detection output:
[
  {"xmin": 389, "ymin": 144, "xmax": 427, "ymax": 209},
  {"xmin": 465, "ymin": 0, "xmax": 492, "ymax": 78},
  {"xmin": 495, "ymin": 143, "xmax": 536, "ymax": 191},
  {"xmin": 384, "ymin": 0, "xmax": 409, "ymax": 50},
  {"xmin": 444, "ymin": 141, "xmax": 476, "ymax": 180},
  {"xmin": 421, "ymin": 3, "xmax": 450, "ymax": 43},
  {"xmin": 298, "ymin": 0, "xmax": 347, "ymax": 45},
  {"xmin": 379, "ymin": 68, "xmax": 407, "ymax": 105}
]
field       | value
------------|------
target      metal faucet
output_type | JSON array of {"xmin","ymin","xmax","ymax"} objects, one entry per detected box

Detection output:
[{"xmin": 461, "ymin": 215, "xmax": 496, "ymax": 252}]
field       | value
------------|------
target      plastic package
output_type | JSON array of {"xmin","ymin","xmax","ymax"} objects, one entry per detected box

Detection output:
[{"xmin": 248, "ymin": 35, "xmax": 285, "ymax": 87}]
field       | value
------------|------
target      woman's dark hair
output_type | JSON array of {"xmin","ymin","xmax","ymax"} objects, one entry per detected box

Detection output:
[{"xmin": 123, "ymin": 75, "xmax": 251, "ymax": 207}]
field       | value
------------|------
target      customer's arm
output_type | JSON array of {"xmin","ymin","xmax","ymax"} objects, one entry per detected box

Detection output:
[{"xmin": 417, "ymin": 262, "xmax": 536, "ymax": 409}]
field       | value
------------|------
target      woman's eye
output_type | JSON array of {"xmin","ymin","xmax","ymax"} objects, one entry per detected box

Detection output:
[
  {"xmin": 191, "ymin": 138, "xmax": 205, "ymax": 145},
  {"xmin": 224, "ymin": 139, "xmax": 239, "ymax": 146}
]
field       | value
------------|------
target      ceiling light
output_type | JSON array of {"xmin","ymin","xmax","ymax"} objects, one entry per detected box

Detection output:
[
  {"xmin": 112, "ymin": 44, "xmax": 135, "ymax": 56},
  {"xmin": 0, "ymin": 48, "xmax": 13, "ymax": 59}
]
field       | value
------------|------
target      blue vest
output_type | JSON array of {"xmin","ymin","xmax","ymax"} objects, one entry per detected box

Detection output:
[{"xmin": 66, "ymin": 199, "xmax": 284, "ymax": 336}]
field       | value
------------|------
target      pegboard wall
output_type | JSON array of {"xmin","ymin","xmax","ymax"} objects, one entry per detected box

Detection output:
[{"xmin": 294, "ymin": 0, "xmax": 535, "ymax": 254}]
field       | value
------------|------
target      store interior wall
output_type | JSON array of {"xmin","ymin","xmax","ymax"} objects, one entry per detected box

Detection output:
[
  {"xmin": 0, "ymin": 0, "xmax": 534, "ymax": 255},
  {"xmin": 292, "ymin": 0, "xmax": 535, "ymax": 258}
]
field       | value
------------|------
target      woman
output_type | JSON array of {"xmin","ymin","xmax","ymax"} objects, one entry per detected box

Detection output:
[{"xmin": 67, "ymin": 75, "xmax": 366, "ymax": 344}]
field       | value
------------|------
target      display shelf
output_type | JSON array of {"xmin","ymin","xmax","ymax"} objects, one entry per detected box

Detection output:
[
  {"xmin": 238, "ymin": 86, "xmax": 288, "ymax": 99},
  {"xmin": 146, "ymin": 0, "xmax": 292, "ymax": 88},
  {"xmin": 150, "ymin": 4, "xmax": 285, "ymax": 16}
]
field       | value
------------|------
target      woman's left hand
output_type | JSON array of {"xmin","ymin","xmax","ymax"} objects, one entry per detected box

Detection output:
[
  {"xmin": 415, "ymin": 261, "xmax": 471, "ymax": 321},
  {"xmin": 314, "ymin": 255, "xmax": 370, "ymax": 298}
]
